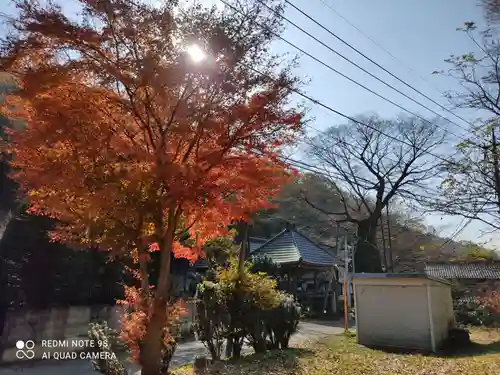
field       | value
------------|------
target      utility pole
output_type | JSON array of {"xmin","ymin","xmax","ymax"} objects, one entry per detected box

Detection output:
[
  {"xmin": 490, "ymin": 125, "xmax": 500, "ymax": 213},
  {"xmin": 323, "ymin": 222, "xmax": 340, "ymax": 315},
  {"xmin": 343, "ymin": 234, "xmax": 348, "ymax": 330},
  {"xmin": 335, "ymin": 222, "xmax": 341, "ymax": 257},
  {"xmin": 379, "ymin": 215, "xmax": 388, "ymax": 272},
  {"xmin": 386, "ymin": 205, "xmax": 393, "ymax": 272}
]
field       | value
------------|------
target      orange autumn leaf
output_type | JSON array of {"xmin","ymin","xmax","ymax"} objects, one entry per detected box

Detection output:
[{"xmin": 0, "ymin": 0, "xmax": 304, "ymax": 370}]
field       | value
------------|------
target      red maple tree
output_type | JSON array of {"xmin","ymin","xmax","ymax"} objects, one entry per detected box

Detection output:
[{"xmin": 0, "ymin": 0, "xmax": 303, "ymax": 373}]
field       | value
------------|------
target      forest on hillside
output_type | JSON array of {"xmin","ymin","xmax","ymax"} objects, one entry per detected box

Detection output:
[{"xmin": 251, "ymin": 173, "xmax": 499, "ymax": 273}]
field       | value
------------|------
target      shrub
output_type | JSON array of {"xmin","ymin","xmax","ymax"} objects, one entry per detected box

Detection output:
[
  {"xmin": 478, "ymin": 288, "xmax": 500, "ymax": 327},
  {"xmin": 454, "ymin": 298, "xmax": 490, "ymax": 326},
  {"xmin": 219, "ymin": 259, "xmax": 282, "ymax": 356},
  {"xmin": 452, "ymin": 281, "xmax": 500, "ymax": 327},
  {"xmin": 87, "ymin": 321, "xmax": 128, "ymax": 375},
  {"xmin": 195, "ymin": 259, "xmax": 282, "ymax": 359},
  {"xmin": 265, "ymin": 293, "xmax": 301, "ymax": 349},
  {"xmin": 194, "ymin": 281, "xmax": 229, "ymax": 360}
]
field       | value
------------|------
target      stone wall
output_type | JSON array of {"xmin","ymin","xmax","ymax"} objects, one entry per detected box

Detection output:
[
  {"xmin": 1, "ymin": 305, "xmax": 118, "ymax": 346},
  {"xmin": 1, "ymin": 301, "xmax": 196, "ymax": 363},
  {"xmin": 1, "ymin": 300, "xmax": 196, "ymax": 347}
]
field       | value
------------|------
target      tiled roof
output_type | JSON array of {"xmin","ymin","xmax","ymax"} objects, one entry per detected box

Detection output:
[
  {"xmin": 251, "ymin": 228, "xmax": 340, "ymax": 267},
  {"xmin": 424, "ymin": 262, "xmax": 500, "ymax": 280},
  {"xmin": 249, "ymin": 237, "xmax": 267, "ymax": 253}
]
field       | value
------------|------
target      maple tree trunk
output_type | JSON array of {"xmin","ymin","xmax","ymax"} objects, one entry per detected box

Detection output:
[
  {"xmin": 139, "ymin": 255, "xmax": 149, "ymax": 291},
  {"xmin": 237, "ymin": 221, "xmax": 249, "ymax": 275},
  {"xmin": 354, "ymin": 218, "xmax": 383, "ymax": 273},
  {"xmin": 141, "ymin": 222, "xmax": 175, "ymax": 375}
]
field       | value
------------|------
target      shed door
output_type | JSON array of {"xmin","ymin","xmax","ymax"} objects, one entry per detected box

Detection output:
[{"xmin": 356, "ymin": 284, "xmax": 431, "ymax": 350}]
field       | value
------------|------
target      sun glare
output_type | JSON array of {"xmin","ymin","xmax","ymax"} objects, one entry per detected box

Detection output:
[{"xmin": 187, "ymin": 44, "xmax": 206, "ymax": 63}]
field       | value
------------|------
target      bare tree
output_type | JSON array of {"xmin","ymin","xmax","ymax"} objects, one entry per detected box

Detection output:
[
  {"xmin": 304, "ymin": 115, "xmax": 445, "ymax": 273},
  {"xmin": 481, "ymin": 0, "xmax": 500, "ymax": 24},
  {"xmin": 432, "ymin": 23, "xmax": 500, "ymax": 230}
]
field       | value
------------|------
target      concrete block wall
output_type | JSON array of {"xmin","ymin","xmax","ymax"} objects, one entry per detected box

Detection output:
[
  {"xmin": 0, "ymin": 300, "xmax": 196, "ymax": 363},
  {"xmin": 2, "ymin": 306, "xmax": 93, "ymax": 346}
]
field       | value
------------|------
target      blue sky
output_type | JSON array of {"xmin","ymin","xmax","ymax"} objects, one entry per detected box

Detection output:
[{"xmin": 2, "ymin": 0, "xmax": 498, "ymax": 248}]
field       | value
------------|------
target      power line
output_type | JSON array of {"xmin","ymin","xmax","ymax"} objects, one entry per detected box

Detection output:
[
  {"xmin": 240, "ymin": 79, "xmax": 446, "ymax": 200},
  {"xmin": 281, "ymin": 126, "xmax": 444, "ymax": 198},
  {"xmin": 285, "ymin": 155, "xmax": 375, "ymax": 186},
  {"xmin": 240, "ymin": 58, "xmax": 456, "ymax": 203},
  {"xmin": 284, "ymin": 0, "xmax": 476, "ymax": 133},
  {"xmin": 211, "ymin": 15, "xmax": 458, "ymax": 171},
  {"xmin": 242, "ymin": 58, "xmax": 457, "ymax": 167},
  {"xmin": 223, "ymin": 0, "xmax": 478, "ymax": 149},
  {"xmin": 283, "ymin": 145, "xmax": 442, "ymax": 198},
  {"xmin": 435, "ymin": 200, "xmax": 490, "ymax": 250},
  {"xmin": 273, "ymin": 1, "xmax": 474, "ymax": 139},
  {"xmin": 315, "ymin": 0, "xmax": 449, "ymax": 100},
  {"xmin": 441, "ymin": 217, "xmax": 471, "ymax": 248}
]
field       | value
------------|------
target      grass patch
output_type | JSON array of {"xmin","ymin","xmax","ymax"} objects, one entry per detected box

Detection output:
[
  {"xmin": 315, "ymin": 328, "xmax": 500, "ymax": 374},
  {"xmin": 174, "ymin": 328, "xmax": 500, "ymax": 375}
]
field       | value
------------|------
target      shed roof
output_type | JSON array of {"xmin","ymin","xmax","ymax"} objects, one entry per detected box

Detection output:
[
  {"xmin": 352, "ymin": 272, "xmax": 451, "ymax": 285},
  {"xmin": 250, "ymin": 228, "xmax": 340, "ymax": 267},
  {"xmin": 424, "ymin": 262, "xmax": 500, "ymax": 280}
]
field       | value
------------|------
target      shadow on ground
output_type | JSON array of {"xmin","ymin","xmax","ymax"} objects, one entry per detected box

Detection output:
[
  {"xmin": 438, "ymin": 340, "xmax": 500, "ymax": 358},
  {"xmin": 233, "ymin": 347, "xmax": 315, "ymax": 363},
  {"xmin": 365, "ymin": 340, "xmax": 500, "ymax": 358}
]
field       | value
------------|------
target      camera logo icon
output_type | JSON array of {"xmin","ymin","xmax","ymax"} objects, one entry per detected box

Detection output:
[{"xmin": 15, "ymin": 340, "xmax": 35, "ymax": 360}]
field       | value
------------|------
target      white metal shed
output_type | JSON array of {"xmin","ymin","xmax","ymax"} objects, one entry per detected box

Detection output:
[{"xmin": 352, "ymin": 273, "xmax": 455, "ymax": 352}]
